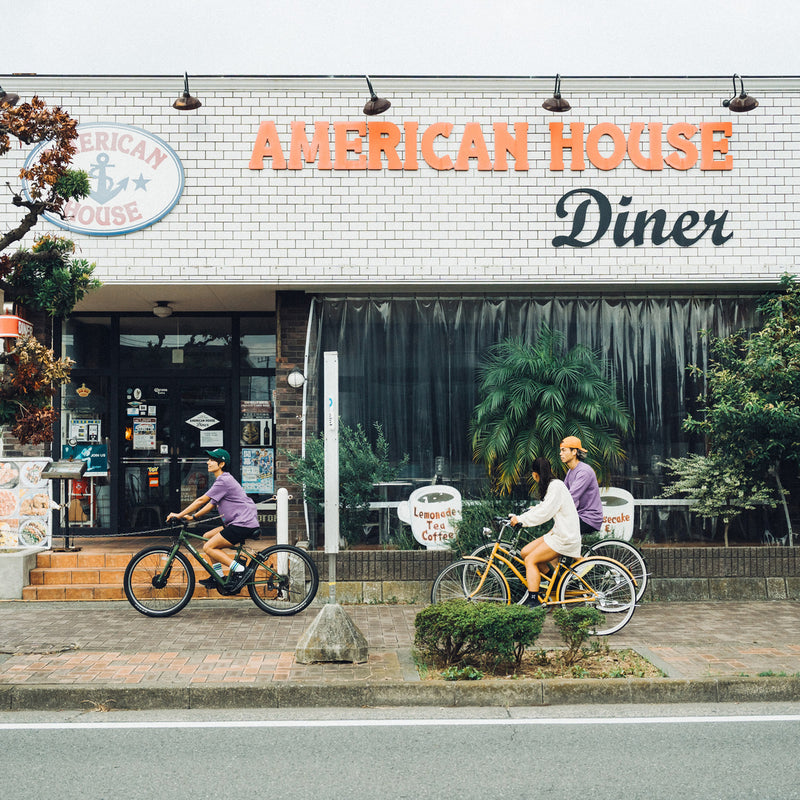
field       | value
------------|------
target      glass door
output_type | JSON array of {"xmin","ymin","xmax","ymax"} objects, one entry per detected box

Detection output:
[{"xmin": 119, "ymin": 379, "xmax": 229, "ymax": 533}]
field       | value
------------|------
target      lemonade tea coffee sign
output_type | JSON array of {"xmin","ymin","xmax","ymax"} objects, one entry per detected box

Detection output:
[
  {"xmin": 23, "ymin": 123, "xmax": 185, "ymax": 236},
  {"xmin": 396, "ymin": 485, "xmax": 462, "ymax": 550}
]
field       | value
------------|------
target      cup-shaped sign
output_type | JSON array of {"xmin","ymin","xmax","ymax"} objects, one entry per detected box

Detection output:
[
  {"xmin": 599, "ymin": 487, "xmax": 635, "ymax": 541},
  {"xmin": 396, "ymin": 485, "xmax": 462, "ymax": 550}
]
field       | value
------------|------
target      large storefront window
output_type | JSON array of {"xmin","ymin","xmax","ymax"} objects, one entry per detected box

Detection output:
[{"xmin": 312, "ymin": 294, "xmax": 765, "ymax": 540}]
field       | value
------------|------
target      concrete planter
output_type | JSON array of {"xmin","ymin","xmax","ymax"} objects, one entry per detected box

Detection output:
[{"xmin": 0, "ymin": 548, "xmax": 41, "ymax": 600}]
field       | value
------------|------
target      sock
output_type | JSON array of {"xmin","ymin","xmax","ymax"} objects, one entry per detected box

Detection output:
[{"xmin": 229, "ymin": 562, "xmax": 245, "ymax": 575}]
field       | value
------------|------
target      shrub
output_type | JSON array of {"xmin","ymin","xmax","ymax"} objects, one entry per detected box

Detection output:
[
  {"xmin": 285, "ymin": 421, "xmax": 407, "ymax": 545},
  {"xmin": 552, "ymin": 606, "xmax": 606, "ymax": 666},
  {"xmin": 415, "ymin": 599, "xmax": 545, "ymax": 670}
]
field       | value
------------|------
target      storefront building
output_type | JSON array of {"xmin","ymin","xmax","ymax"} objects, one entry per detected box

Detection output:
[{"xmin": 1, "ymin": 74, "xmax": 797, "ymax": 542}]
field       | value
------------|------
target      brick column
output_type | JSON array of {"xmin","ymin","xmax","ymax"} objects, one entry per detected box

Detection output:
[{"xmin": 275, "ymin": 291, "xmax": 317, "ymax": 543}]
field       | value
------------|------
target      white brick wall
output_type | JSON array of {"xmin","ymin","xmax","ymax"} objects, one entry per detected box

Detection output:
[{"xmin": 1, "ymin": 75, "xmax": 798, "ymax": 292}]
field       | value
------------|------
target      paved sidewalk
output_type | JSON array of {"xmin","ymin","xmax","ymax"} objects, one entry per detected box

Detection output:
[{"xmin": 0, "ymin": 600, "xmax": 798, "ymax": 709}]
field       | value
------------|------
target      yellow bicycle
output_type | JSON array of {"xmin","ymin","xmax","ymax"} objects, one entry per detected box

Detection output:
[{"xmin": 430, "ymin": 517, "xmax": 637, "ymax": 636}]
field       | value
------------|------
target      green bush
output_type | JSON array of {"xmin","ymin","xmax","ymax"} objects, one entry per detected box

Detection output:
[
  {"xmin": 415, "ymin": 599, "xmax": 545, "ymax": 670},
  {"xmin": 552, "ymin": 606, "xmax": 605, "ymax": 666},
  {"xmin": 285, "ymin": 421, "xmax": 407, "ymax": 545}
]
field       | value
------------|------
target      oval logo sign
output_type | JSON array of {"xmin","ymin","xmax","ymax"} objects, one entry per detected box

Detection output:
[{"xmin": 23, "ymin": 123, "xmax": 184, "ymax": 236}]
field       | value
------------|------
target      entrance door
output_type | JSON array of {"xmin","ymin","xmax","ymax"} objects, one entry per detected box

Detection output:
[{"xmin": 120, "ymin": 379, "xmax": 229, "ymax": 533}]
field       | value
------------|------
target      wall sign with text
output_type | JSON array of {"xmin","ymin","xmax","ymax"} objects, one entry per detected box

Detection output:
[
  {"xmin": 249, "ymin": 119, "xmax": 736, "ymax": 249},
  {"xmin": 23, "ymin": 123, "xmax": 185, "ymax": 236}
]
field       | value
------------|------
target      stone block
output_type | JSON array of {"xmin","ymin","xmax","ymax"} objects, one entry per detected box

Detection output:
[
  {"xmin": 766, "ymin": 577, "xmax": 788, "ymax": 600},
  {"xmin": 381, "ymin": 580, "xmax": 425, "ymax": 605},
  {"xmin": 330, "ymin": 581, "xmax": 365, "ymax": 603},
  {"xmin": 646, "ymin": 578, "xmax": 709, "ymax": 602},
  {"xmin": 295, "ymin": 603, "xmax": 369, "ymax": 664},
  {"xmin": 361, "ymin": 581, "xmax": 383, "ymax": 603},
  {"xmin": 708, "ymin": 577, "xmax": 766, "ymax": 601},
  {"xmin": 0, "ymin": 548, "xmax": 40, "ymax": 600},
  {"xmin": 785, "ymin": 577, "xmax": 800, "ymax": 600}
]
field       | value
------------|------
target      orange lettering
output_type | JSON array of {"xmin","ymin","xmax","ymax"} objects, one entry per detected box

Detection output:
[
  {"xmin": 249, "ymin": 121, "xmax": 287, "ymax": 170},
  {"xmin": 700, "ymin": 122, "xmax": 733, "ymax": 170},
  {"xmin": 288, "ymin": 121, "xmax": 332, "ymax": 169},
  {"xmin": 493, "ymin": 122, "xmax": 529, "ymax": 171},
  {"xmin": 627, "ymin": 123, "xmax": 663, "ymax": 170},
  {"xmin": 586, "ymin": 123, "xmax": 626, "ymax": 171},
  {"xmin": 333, "ymin": 122, "xmax": 367, "ymax": 170},
  {"xmin": 421, "ymin": 122, "xmax": 454, "ymax": 170},
  {"xmin": 403, "ymin": 121, "xmax": 419, "ymax": 170},
  {"xmin": 664, "ymin": 123, "xmax": 699, "ymax": 170},
  {"xmin": 454, "ymin": 123, "xmax": 493, "ymax": 171},
  {"xmin": 549, "ymin": 122, "xmax": 585, "ymax": 171},
  {"xmin": 367, "ymin": 121, "xmax": 403, "ymax": 169}
]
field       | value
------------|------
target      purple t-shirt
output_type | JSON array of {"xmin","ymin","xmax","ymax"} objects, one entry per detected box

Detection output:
[
  {"xmin": 563, "ymin": 460, "xmax": 603, "ymax": 530},
  {"xmin": 205, "ymin": 472, "xmax": 259, "ymax": 528}
]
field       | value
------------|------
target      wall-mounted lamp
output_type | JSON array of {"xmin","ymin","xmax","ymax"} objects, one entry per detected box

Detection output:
[
  {"xmin": 722, "ymin": 74, "xmax": 758, "ymax": 112},
  {"xmin": 0, "ymin": 85, "xmax": 19, "ymax": 107},
  {"xmin": 363, "ymin": 75, "xmax": 391, "ymax": 116},
  {"xmin": 287, "ymin": 369, "xmax": 306, "ymax": 389},
  {"xmin": 542, "ymin": 74, "xmax": 570, "ymax": 112},
  {"xmin": 152, "ymin": 301, "xmax": 173, "ymax": 318},
  {"xmin": 172, "ymin": 73, "xmax": 202, "ymax": 111}
]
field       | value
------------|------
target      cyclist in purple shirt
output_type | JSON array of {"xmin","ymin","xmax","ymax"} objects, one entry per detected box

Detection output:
[
  {"xmin": 167, "ymin": 448, "xmax": 260, "ymax": 590},
  {"xmin": 560, "ymin": 436, "xmax": 604, "ymax": 535}
]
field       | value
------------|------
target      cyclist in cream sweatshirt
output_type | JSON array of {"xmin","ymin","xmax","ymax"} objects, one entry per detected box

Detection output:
[{"xmin": 509, "ymin": 456, "xmax": 582, "ymax": 607}]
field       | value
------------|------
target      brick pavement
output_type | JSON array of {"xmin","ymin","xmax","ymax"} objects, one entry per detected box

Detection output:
[{"xmin": 1, "ymin": 600, "xmax": 799, "ymax": 691}]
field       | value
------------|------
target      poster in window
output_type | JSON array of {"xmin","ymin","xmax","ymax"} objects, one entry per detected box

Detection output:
[
  {"xmin": 132, "ymin": 417, "xmax": 157, "ymax": 450},
  {"xmin": 241, "ymin": 448, "xmax": 274, "ymax": 494}
]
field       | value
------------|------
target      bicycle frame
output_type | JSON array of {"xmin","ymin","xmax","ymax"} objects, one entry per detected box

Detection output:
[
  {"xmin": 159, "ymin": 524, "xmax": 281, "ymax": 592},
  {"xmin": 469, "ymin": 519, "xmax": 635, "ymax": 607}
]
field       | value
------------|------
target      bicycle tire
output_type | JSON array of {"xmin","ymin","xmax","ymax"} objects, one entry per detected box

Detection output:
[
  {"xmin": 586, "ymin": 538, "xmax": 648, "ymax": 601},
  {"xmin": 469, "ymin": 543, "xmax": 528, "ymax": 604},
  {"xmin": 123, "ymin": 546, "xmax": 195, "ymax": 618},
  {"xmin": 556, "ymin": 556, "xmax": 636, "ymax": 636},
  {"xmin": 431, "ymin": 559, "xmax": 509, "ymax": 604},
  {"xmin": 247, "ymin": 544, "xmax": 319, "ymax": 615}
]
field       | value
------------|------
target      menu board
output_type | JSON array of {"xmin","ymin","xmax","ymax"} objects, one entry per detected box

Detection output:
[{"xmin": 0, "ymin": 457, "xmax": 53, "ymax": 549}]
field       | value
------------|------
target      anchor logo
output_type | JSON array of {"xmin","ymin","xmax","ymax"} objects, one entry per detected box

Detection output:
[{"xmin": 88, "ymin": 153, "xmax": 129, "ymax": 205}]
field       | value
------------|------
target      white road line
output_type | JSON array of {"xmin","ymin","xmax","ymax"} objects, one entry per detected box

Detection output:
[{"xmin": 1, "ymin": 715, "xmax": 799, "ymax": 731}]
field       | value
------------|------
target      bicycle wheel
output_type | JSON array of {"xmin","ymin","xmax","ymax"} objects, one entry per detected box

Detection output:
[
  {"xmin": 123, "ymin": 546, "xmax": 195, "ymax": 618},
  {"xmin": 556, "ymin": 557, "xmax": 636, "ymax": 636},
  {"xmin": 469, "ymin": 544, "xmax": 527, "ymax": 603},
  {"xmin": 431, "ymin": 559, "xmax": 509, "ymax": 604},
  {"xmin": 586, "ymin": 539, "xmax": 648, "ymax": 601},
  {"xmin": 247, "ymin": 544, "xmax": 319, "ymax": 615}
]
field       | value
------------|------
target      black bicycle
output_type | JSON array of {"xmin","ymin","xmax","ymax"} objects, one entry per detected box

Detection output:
[{"xmin": 123, "ymin": 519, "xmax": 319, "ymax": 618}]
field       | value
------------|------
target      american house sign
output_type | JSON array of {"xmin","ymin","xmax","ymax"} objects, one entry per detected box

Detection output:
[
  {"xmin": 22, "ymin": 123, "xmax": 185, "ymax": 236},
  {"xmin": 248, "ymin": 118, "xmax": 737, "ymax": 248}
]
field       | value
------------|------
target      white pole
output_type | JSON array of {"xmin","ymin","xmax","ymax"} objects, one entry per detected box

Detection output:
[
  {"xmin": 323, "ymin": 351, "xmax": 339, "ymax": 603},
  {"xmin": 276, "ymin": 487, "xmax": 289, "ymax": 573}
]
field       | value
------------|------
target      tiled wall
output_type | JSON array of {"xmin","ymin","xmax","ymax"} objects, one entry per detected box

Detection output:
[{"xmin": 1, "ymin": 76, "xmax": 797, "ymax": 291}]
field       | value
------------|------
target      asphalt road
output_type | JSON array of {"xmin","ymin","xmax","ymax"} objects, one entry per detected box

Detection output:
[{"xmin": 2, "ymin": 703, "xmax": 800, "ymax": 800}]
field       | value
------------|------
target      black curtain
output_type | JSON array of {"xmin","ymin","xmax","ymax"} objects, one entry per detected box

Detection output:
[{"xmin": 311, "ymin": 294, "xmax": 759, "ymax": 500}]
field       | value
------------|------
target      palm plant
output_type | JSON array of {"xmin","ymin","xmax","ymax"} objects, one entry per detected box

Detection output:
[{"xmin": 470, "ymin": 326, "xmax": 632, "ymax": 494}]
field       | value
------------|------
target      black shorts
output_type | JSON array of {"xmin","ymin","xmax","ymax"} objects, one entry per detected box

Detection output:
[
  {"xmin": 220, "ymin": 525, "xmax": 261, "ymax": 545},
  {"xmin": 579, "ymin": 519, "xmax": 601, "ymax": 536}
]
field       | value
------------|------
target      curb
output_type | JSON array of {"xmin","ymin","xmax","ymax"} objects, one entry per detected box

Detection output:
[{"xmin": 2, "ymin": 676, "xmax": 799, "ymax": 712}]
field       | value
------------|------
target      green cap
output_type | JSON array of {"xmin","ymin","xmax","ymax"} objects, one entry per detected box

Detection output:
[{"xmin": 206, "ymin": 448, "xmax": 230, "ymax": 465}]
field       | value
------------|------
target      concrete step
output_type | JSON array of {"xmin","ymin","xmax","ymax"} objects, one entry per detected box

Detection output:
[{"xmin": 21, "ymin": 547, "xmax": 246, "ymax": 602}]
